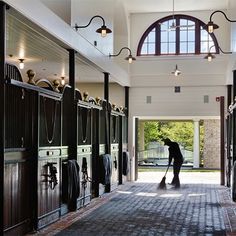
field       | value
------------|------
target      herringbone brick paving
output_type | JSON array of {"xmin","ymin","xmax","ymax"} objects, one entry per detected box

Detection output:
[{"xmin": 34, "ymin": 171, "xmax": 236, "ymax": 236}]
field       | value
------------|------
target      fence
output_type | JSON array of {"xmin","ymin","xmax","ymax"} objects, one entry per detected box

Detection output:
[{"xmin": 138, "ymin": 145, "xmax": 193, "ymax": 166}]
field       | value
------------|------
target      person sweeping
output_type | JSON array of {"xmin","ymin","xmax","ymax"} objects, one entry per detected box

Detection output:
[{"xmin": 163, "ymin": 138, "xmax": 184, "ymax": 188}]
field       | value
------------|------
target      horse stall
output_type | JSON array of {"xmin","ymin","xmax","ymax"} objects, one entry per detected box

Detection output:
[
  {"xmin": 76, "ymin": 90, "xmax": 92, "ymax": 208},
  {"xmin": 60, "ymin": 85, "xmax": 72, "ymax": 215},
  {"xmin": 90, "ymin": 97, "xmax": 103, "ymax": 198},
  {"xmin": 4, "ymin": 64, "xmax": 37, "ymax": 235},
  {"xmin": 37, "ymin": 79, "xmax": 62, "ymax": 229}
]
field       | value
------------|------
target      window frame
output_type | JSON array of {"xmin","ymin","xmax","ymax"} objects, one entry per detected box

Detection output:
[{"xmin": 137, "ymin": 14, "xmax": 219, "ymax": 56}]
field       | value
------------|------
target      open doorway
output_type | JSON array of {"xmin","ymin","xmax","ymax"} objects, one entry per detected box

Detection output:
[{"xmin": 136, "ymin": 119, "xmax": 221, "ymax": 184}]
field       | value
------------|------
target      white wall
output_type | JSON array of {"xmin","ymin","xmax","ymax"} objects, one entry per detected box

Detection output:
[
  {"xmin": 41, "ymin": 0, "xmax": 71, "ymax": 25},
  {"xmin": 127, "ymin": 10, "xmax": 230, "ymax": 180},
  {"xmin": 129, "ymin": 86, "xmax": 226, "ymax": 117}
]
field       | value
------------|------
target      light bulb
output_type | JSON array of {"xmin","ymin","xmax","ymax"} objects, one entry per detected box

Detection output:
[
  {"xmin": 61, "ymin": 77, "xmax": 65, "ymax": 86},
  {"xmin": 208, "ymin": 56, "xmax": 212, "ymax": 62},
  {"xmin": 101, "ymin": 29, "xmax": 107, "ymax": 37},
  {"xmin": 208, "ymin": 25, "xmax": 214, "ymax": 33},
  {"xmin": 19, "ymin": 59, "xmax": 24, "ymax": 70},
  {"xmin": 128, "ymin": 57, "xmax": 133, "ymax": 64}
]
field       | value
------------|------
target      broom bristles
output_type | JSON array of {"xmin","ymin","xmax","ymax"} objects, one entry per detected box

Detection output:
[{"xmin": 158, "ymin": 176, "xmax": 167, "ymax": 189}]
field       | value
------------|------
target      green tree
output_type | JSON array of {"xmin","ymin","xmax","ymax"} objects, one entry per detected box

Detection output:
[{"xmin": 141, "ymin": 120, "xmax": 204, "ymax": 153}]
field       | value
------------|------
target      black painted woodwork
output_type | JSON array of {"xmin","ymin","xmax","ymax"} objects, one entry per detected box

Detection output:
[{"xmin": 0, "ymin": 2, "xmax": 6, "ymax": 235}]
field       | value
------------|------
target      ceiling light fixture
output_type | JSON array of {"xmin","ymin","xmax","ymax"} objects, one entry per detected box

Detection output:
[
  {"xmin": 73, "ymin": 15, "xmax": 112, "ymax": 37},
  {"xmin": 206, "ymin": 10, "xmax": 236, "ymax": 33},
  {"xmin": 204, "ymin": 45, "xmax": 232, "ymax": 62},
  {"xmin": 61, "ymin": 76, "xmax": 65, "ymax": 86},
  {"xmin": 18, "ymin": 59, "xmax": 25, "ymax": 69},
  {"xmin": 109, "ymin": 47, "xmax": 136, "ymax": 63},
  {"xmin": 171, "ymin": 64, "xmax": 181, "ymax": 76},
  {"xmin": 159, "ymin": 0, "xmax": 194, "ymax": 30}
]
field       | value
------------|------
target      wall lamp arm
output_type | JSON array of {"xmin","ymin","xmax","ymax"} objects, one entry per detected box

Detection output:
[
  {"xmin": 109, "ymin": 47, "xmax": 132, "ymax": 57},
  {"xmin": 74, "ymin": 15, "xmax": 106, "ymax": 30},
  {"xmin": 210, "ymin": 10, "xmax": 236, "ymax": 23}
]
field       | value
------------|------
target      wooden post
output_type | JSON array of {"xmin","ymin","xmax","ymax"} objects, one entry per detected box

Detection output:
[
  {"xmin": 104, "ymin": 72, "xmax": 110, "ymax": 154},
  {"xmin": 0, "ymin": 1, "xmax": 6, "ymax": 234},
  {"xmin": 220, "ymin": 96, "xmax": 225, "ymax": 185},
  {"xmin": 125, "ymin": 86, "xmax": 129, "ymax": 146}
]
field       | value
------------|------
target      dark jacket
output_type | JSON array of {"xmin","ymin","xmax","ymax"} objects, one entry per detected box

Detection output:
[{"xmin": 168, "ymin": 141, "xmax": 184, "ymax": 165}]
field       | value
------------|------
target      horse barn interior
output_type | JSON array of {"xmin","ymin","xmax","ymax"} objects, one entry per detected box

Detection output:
[{"xmin": 1, "ymin": 0, "xmax": 236, "ymax": 235}]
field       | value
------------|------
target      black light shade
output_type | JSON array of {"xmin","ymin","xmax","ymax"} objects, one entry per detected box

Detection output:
[
  {"xmin": 109, "ymin": 47, "xmax": 136, "ymax": 63},
  {"xmin": 204, "ymin": 53, "xmax": 216, "ymax": 62},
  {"xmin": 206, "ymin": 21, "xmax": 219, "ymax": 33},
  {"xmin": 125, "ymin": 55, "xmax": 136, "ymax": 64},
  {"xmin": 74, "ymin": 15, "xmax": 112, "ymax": 37},
  {"xmin": 96, "ymin": 25, "xmax": 112, "ymax": 37},
  {"xmin": 203, "ymin": 45, "xmax": 232, "ymax": 61}
]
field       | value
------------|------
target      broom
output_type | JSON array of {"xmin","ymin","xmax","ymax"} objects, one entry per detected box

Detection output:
[{"xmin": 158, "ymin": 165, "xmax": 170, "ymax": 190}]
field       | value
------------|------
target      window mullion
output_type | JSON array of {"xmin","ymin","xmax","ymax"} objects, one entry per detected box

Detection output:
[
  {"xmin": 156, "ymin": 24, "xmax": 160, "ymax": 55},
  {"xmin": 176, "ymin": 18, "xmax": 180, "ymax": 54},
  {"xmin": 195, "ymin": 20, "xmax": 200, "ymax": 54}
]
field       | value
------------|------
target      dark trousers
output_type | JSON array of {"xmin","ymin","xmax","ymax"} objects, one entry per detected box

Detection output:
[{"xmin": 171, "ymin": 160, "xmax": 183, "ymax": 187}]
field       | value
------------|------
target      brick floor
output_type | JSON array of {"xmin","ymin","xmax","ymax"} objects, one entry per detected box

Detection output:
[{"xmin": 32, "ymin": 171, "xmax": 236, "ymax": 236}]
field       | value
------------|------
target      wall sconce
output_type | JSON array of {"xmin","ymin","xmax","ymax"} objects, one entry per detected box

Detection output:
[
  {"xmin": 206, "ymin": 10, "xmax": 236, "ymax": 33},
  {"xmin": 73, "ymin": 15, "xmax": 112, "ymax": 37},
  {"xmin": 171, "ymin": 64, "xmax": 181, "ymax": 76},
  {"xmin": 109, "ymin": 47, "xmax": 136, "ymax": 63},
  {"xmin": 61, "ymin": 76, "xmax": 65, "ymax": 86},
  {"xmin": 18, "ymin": 59, "xmax": 25, "ymax": 69},
  {"xmin": 204, "ymin": 45, "xmax": 232, "ymax": 61}
]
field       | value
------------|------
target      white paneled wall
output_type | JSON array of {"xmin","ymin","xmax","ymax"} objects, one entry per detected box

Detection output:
[{"xmin": 129, "ymin": 86, "xmax": 226, "ymax": 117}]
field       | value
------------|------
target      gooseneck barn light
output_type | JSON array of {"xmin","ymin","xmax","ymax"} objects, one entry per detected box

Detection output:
[
  {"xmin": 73, "ymin": 15, "xmax": 112, "ymax": 37},
  {"xmin": 206, "ymin": 10, "xmax": 236, "ymax": 33},
  {"xmin": 18, "ymin": 59, "xmax": 25, "ymax": 69},
  {"xmin": 204, "ymin": 45, "xmax": 232, "ymax": 62},
  {"xmin": 109, "ymin": 47, "xmax": 136, "ymax": 63}
]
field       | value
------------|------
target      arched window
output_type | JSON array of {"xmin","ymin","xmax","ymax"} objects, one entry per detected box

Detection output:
[{"xmin": 137, "ymin": 14, "xmax": 219, "ymax": 56}]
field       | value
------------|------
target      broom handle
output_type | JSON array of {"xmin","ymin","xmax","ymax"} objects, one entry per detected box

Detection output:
[{"xmin": 164, "ymin": 165, "xmax": 170, "ymax": 177}]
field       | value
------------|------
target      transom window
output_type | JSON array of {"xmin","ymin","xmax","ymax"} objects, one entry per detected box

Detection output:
[{"xmin": 137, "ymin": 14, "xmax": 219, "ymax": 56}]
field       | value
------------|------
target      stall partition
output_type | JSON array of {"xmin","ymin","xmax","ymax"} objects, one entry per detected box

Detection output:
[
  {"xmin": 76, "ymin": 90, "xmax": 92, "ymax": 208},
  {"xmin": 98, "ymin": 100, "xmax": 111, "ymax": 194},
  {"xmin": 36, "ymin": 80, "xmax": 62, "ymax": 229},
  {"xmin": 4, "ymin": 64, "xmax": 37, "ymax": 235}
]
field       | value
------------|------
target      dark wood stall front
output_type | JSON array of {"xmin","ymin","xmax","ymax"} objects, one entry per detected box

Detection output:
[
  {"xmin": 4, "ymin": 67, "xmax": 37, "ymax": 235},
  {"xmin": 76, "ymin": 90, "xmax": 93, "ymax": 209},
  {"xmin": 36, "ymin": 80, "xmax": 62, "ymax": 229}
]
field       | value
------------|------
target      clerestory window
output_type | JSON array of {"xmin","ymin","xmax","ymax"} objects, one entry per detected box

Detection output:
[{"xmin": 137, "ymin": 14, "xmax": 219, "ymax": 56}]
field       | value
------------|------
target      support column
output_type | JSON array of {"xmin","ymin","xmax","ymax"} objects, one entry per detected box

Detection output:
[
  {"xmin": 139, "ymin": 121, "xmax": 145, "ymax": 151},
  {"xmin": 193, "ymin": 119, "xmax": 200, "ymax": 168},
  {"xmin": 125, "ymin": 86, "xmax": 129, "ymax": 147},
  {"xmin": 68, "ymin": 49, "xmax": 77, "ymax": 159},
  {"xmin": 0, "ymin": 2, "xmax": 6, "ymax": 234},
  {"xmin": 219, "ymin": 96, "xmax": 225, "ymax": 185},
  {"xmin": 134, "ymin": 118, "xmax": 139, "ymax": 181},
  {"xmin": 68, "ymin": 49, "xmax": 76, "ymax": 97},
  {"xmin": 104, "ymin": 72, "xmax": 110, "ymax": 154},
  {"xmin": 104, "ymin": 72, "xmax": 109, "ymax": 103}
]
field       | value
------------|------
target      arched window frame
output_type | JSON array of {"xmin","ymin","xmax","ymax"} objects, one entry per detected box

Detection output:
[{"xmin": 137, "ymin": 14, "xmax": 219, "ymax": 56}]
